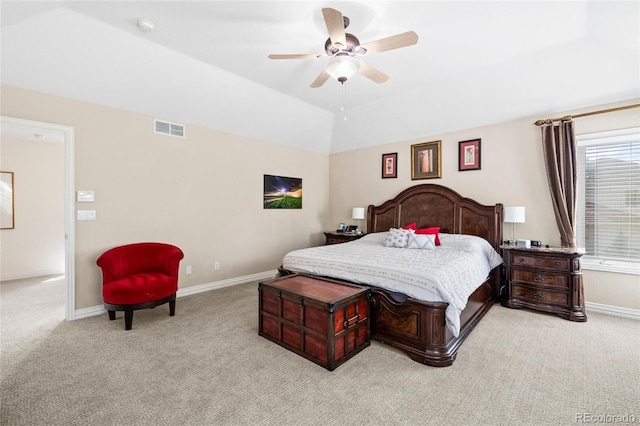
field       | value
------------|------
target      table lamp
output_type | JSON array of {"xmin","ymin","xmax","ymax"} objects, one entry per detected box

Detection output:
[
  {"xmin": 352, "ymin": 207, "xmax": 365, "ymax": 234},
  {"xmin": 503, "ymin": 206, "xmax": 525, "ymax": 243}
]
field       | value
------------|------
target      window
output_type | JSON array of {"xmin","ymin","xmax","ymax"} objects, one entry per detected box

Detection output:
[{"xmin": 577, "ymin": 127, "xmax": 640, "ymax": 274}]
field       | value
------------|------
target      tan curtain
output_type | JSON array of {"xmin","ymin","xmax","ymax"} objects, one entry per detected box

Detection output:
[{"xmin": 541, "ymin": 120, "xmax": 577, "ymax": 248}]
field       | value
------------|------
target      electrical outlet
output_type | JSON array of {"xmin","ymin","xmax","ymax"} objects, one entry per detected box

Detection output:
[
  {"xmin": 186, "ymin": 265, "xmax": 192, "ymax": 275},
  {"xmin": 214, "ymin": 262, "xmax": 220, "ymax": 271}
]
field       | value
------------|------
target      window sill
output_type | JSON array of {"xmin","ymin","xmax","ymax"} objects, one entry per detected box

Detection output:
[{"xmin": 582, "ymin": 259, "xmax": 640, "ymax": 275}]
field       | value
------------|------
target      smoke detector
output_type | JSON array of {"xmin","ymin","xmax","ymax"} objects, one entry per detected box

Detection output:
[{"xmin": 137, "ymin": 18, "xmax": 155, "ymax": 32}]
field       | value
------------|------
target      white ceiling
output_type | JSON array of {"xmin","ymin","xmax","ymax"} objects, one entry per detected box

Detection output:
[{"xmin": 1, "ymin": 1, "xmax": 638, "ymax": 153}]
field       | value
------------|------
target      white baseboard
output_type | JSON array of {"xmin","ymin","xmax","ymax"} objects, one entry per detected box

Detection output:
[
  {"xmin": 176, "ymin": 270, "xmax": 277, "ymax": 297},
  {"xmin": 0, "ymin": 269, "xmax": 65, "ymax": 282},
  {"xmin": 585, "ymin": 302, "xmax": 640, "ymax": 321},
  {"xmin": 73, "ymin": 269, "xmax": 278, "ymax": 320},
  {"xmin": 74, "ymin": 304, "xmax": 106, "ymax": 320}
]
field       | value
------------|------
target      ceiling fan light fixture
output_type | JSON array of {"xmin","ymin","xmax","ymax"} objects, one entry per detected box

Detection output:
[{"xmin": 324, "ymin": 56, "xmax": 360, "ymax": 83}]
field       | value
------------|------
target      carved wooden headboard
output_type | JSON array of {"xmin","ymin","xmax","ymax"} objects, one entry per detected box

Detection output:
[{"xmin": 366, "ymin": 184, "xmax": 503, "ymax": 251}]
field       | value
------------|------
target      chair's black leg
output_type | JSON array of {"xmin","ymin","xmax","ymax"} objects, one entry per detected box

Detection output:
[
  {"xmin": 124, "ymin": 308, "xmax": 133, "ymax": 330},
  {"xmin": 169, "ymin": 299, "xmax": 176, "ymax": 316},
  {"xmin": 108, "ymin": 310, "xmax": 116, "ymax": 321}
]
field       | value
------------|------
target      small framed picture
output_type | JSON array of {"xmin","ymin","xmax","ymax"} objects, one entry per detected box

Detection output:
[
  {"xmin": 381, "ymin": 152, "xmax": 397, "ymax": 179},
  {"xmin": 458, "ymin": 139, "xmax": 481, "ymax": 171},
  {"xmin": 411, "ymin": 141, "xmax": 442, "ymax": 180}
]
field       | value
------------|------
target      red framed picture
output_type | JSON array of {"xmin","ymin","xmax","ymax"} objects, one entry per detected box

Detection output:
[
  {"xmin": 382, "ymin": 152, "xmax": 397, "ymax": 178},
  {"xmin": 458, "ymin": 139, "xmax": 481, "ymax": 171}
]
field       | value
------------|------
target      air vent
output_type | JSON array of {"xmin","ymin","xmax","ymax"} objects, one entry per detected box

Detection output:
[{"xmin": 154, "ymin": 119, "xmax": 185, "ymax": 138}]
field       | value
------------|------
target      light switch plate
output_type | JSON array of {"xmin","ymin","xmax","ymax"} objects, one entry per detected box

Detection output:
[{"xmin": 77, "ymin": 210, "xmax": 96, "ymax": 221}]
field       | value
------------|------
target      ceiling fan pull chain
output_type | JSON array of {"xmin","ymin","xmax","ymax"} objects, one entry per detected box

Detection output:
[{"xmin": 341, "ymin": 81, "xmax": 348, "ymax": 121}]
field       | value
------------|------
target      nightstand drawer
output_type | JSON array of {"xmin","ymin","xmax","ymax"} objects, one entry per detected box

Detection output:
[
  {"xmin": 325, "ymin": 235, "xmax": 346, "ymax": 245},
  {"xmin": 512, "ymin": 285, "xmax": 569, "ymax": 307},
  {"xmin": 511, "ymin": 269, "xmax": 569, "ymax": 289},
  {"xmin": 324, "ymin": 232, "xmax": 365, "ymax": 245},
  {"xmin": 509, "ymin": 253, "xmax": 571, "ymax": 272}
]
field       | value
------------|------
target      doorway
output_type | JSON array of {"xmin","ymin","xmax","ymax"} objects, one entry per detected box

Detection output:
[{"xmin": 0, "ymin": 116, "xmax": 75, "ymax": 320}]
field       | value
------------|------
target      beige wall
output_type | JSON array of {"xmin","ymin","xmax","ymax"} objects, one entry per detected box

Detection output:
[
  {"xmin": 0, "ymin": 137, "xmax": 65, "ymax": 279},
  {"xmin": 2, "ymin": 83, "xmax": 637, "ymax": 313},
  {"xmin": 329, "ymin": 99, "xmax": 640, "ymax": 311},
  {"xmin": 1, "ymin": 85, "xmax": 329, "ymax": 309}
]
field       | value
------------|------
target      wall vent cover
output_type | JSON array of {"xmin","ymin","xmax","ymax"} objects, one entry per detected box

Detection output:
[{"xmin": 154, "ymin": 119, "xmax": 185, "ymax": 138}]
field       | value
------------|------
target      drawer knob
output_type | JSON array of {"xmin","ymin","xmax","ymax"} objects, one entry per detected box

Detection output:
[
  {"xmin": 534, "ymin": 292, "xmax": 544, "ymax": 300},
  {"xmin": 534, "ymin": 275, "xmax": 544, "ymax": 283},
  {"xmin": 518, "ymin": 257, "xmax": 525, "ymax": 263}
]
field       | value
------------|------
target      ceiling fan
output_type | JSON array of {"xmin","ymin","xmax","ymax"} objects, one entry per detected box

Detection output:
[{"xmin": 268, "ymin": 7, "xmax": 418, "ymax": 88}]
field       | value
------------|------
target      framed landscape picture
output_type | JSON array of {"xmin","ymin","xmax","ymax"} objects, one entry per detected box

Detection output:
[
  {"xmin": 263, "ymin": 174, "xmax": 302, "ymax": 209},
  {"xmin": 458, "ymin": 138, "xmax": 481, "ymax": 171},
  {"xmin": 411, "ymin": 141, "xmax": 442, "ymax": 180},
  {"xmin": 382, "ymin": 152, "xmax": 397, "ymax": 179}
]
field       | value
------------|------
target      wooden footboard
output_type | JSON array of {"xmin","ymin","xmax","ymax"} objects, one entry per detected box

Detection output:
[
  {"xmin": 369, "ymin": 277, "xmax": 495, "ymax": 367},
  {"xmin": 277, "ymin": 268, "xmax": 499, "ymax": 367},
  {"xmin": 364, "ymin": 184, "xmax": 502, "ymax": 366}
]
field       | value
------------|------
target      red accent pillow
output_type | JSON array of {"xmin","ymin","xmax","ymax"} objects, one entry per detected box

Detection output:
[
  {"xmin": 402, "ymin": 223, "xmax": 417, "ymax": 230},
  {"xmin": 415, "ymin": 227, "xmax": 441, "ymax": 245}
]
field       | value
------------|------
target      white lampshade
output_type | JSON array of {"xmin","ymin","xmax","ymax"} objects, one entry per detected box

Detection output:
[
  {"xmin": 325, "ymin": 56, "xmax": 360, "ymax": 82},
  {"xmin": 504, "ymin": 207, "xmax": 525, "ymax": 223},
  {"xmin": 352, "ymin": 207, "xmax": 365, "ymax": 220}
]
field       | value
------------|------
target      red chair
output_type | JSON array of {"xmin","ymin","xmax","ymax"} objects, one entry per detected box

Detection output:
[{"xmin": 96, "ymin": 242, "xmax": 184, "ymax": 330}]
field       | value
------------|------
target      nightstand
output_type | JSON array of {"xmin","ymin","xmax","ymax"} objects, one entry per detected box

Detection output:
[
  {"xmin": 323, "ymin": 232, "xmax": 366, "ymax": 245},
  {"xmin": 500, "ymin": 244, "xmax": 587, "ymax": 322}
]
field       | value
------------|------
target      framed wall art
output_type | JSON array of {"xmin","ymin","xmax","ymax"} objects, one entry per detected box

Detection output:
[
  {"xmin": 381, "ymin": 152, "xmax": 397, "ymax": 179},
  {"xmin": 411, "ymin": 141, "xmax": 442, "ymax": 180},
  {"xmin": 458, "ymin": 138, "xmax": 481, "ymax": 171},
  {"xmin": 263, "ymin": 174, "xmax": 302, "ymax": 209},
  {"xmin": 1, "ymin": 171, "xmax": 15, "ymax": 229}
]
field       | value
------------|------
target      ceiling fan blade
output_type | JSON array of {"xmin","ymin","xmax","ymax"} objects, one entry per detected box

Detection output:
[
  {"xmin": 359, "ymin": 31, "xmax": 419, "ymax": 55},
  {"xmin": 322, "ymin": 8, "xmax": 347, "ymax": 48},
  {"xmin": 268, "ymin": 53, "xmax": 324, "ymax": 60},
  {"xmin": 310, "ymin": 70, "xmax": 331, "ymax": 88},
  {"xmin": 358, "ymin": 60, "xmax": 389, "ymax": 84}
]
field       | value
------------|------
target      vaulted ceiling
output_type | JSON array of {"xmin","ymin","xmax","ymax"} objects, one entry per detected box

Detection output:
[{"xmin": 2, "ymin": 1, "xmax": 638, "ymax": 153}]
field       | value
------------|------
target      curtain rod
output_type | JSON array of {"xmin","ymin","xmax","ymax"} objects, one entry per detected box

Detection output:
[{"xmin": 534, "ymin": 103, "xmax": 640, "ymax": 126}]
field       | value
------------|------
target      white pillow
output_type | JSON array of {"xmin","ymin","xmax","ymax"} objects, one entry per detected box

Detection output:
[
  {"xmin": 384, "ymin": 228, "xmax": 414, "ymax": 248},
  {"xmin": 407, "ymin": 233, "xmax": 436, "ymax": 250}
]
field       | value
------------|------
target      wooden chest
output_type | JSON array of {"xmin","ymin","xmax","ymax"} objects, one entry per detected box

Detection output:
[{"xmin": 258, "ymin": 274, "xmax": 370, "ymax": 371}]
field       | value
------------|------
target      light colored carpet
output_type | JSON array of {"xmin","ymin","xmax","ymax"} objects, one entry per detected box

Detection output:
[{"xmin": 1, "ymin": 277, "xmax": 638, "ymax": 425}]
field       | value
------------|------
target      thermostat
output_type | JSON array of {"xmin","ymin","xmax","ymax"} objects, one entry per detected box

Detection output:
[{"xmin": 77, "ymin": 191, "xmax": 95, "ymax": 202}]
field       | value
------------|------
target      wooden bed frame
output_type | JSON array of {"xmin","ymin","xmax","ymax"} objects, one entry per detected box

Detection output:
[
  {"xmin": 364, "ymin": 183, "xmax": 503, "ymax": 366},
  {"xmin": 280, "ymin": 184, "xmax": 503, "ymax": 366}
]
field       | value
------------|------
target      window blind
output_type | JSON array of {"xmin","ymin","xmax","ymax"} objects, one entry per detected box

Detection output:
[{"xmin": 577, "ymin": 127, "xmax": 640, "ymax": 264}]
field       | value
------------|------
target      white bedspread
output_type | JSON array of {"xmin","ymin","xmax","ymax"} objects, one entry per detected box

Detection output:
[{"xmin": 282, "ymin": 232, "xmax": 503, "ymax": 337}]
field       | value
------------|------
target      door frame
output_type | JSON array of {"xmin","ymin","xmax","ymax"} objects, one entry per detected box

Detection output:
[{"xmin": 1, "ymin": 116, "xmax": 75, "ymax": 320}]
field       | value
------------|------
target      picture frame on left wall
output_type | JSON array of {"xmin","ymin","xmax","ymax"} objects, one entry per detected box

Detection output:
[
  {"xmin": 263, "ymin": 174, "xmax": 302, "ymax": 209},
  {"xmin": 0, "ymin": 171, "xmax": 15, "ymax": 229}
]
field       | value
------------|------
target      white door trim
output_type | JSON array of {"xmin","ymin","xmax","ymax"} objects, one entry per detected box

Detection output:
[{"xmin": 1, "ymin": 116, "xmax": 76, "ymax": 320}]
